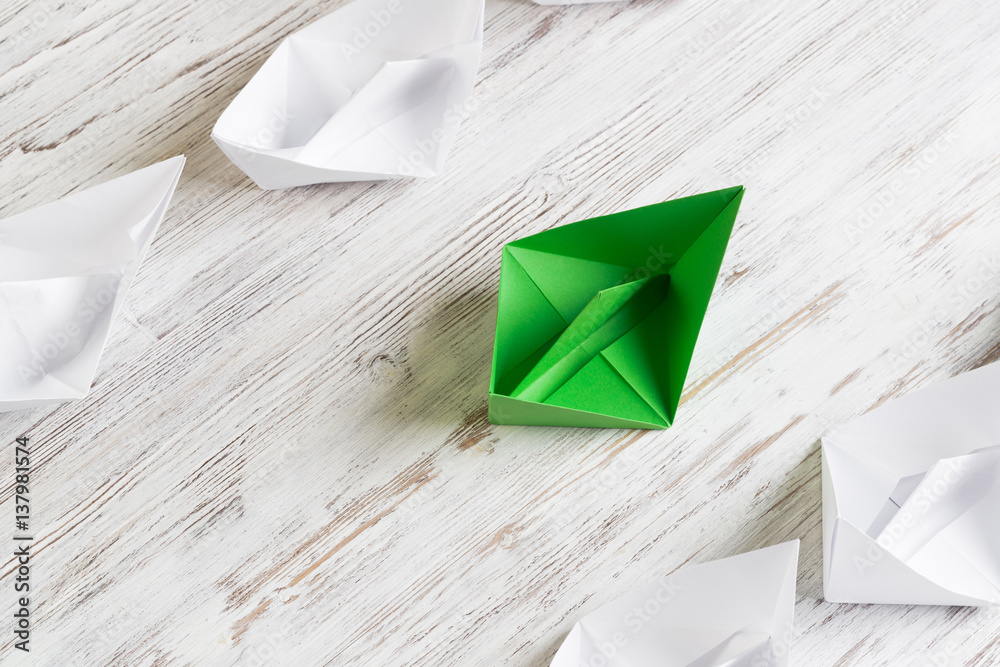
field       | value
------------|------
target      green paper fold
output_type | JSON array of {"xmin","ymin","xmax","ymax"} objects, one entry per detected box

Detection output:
[
  {"xmin": 511, "ymin": 274, "xmax": 670, "ymax": 403},
  {"xmin": 489, "ymin": 186, "xmax": 744, "ymax": 429}
]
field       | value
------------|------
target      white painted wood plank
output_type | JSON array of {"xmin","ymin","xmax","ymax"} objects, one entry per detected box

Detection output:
[{"xmin": 1, "ymin": 0, "xmax": 999, "ymax": 664}]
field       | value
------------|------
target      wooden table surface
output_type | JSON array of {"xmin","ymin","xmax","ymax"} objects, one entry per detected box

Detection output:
[{"xmin": 2, "ymin": 0, "xmax": 999, "ymax": 665}]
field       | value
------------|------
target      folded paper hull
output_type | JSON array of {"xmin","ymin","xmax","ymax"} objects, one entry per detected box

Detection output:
[
  {"xmin": 211, "ymin": 0, "xmax": 484, "ymax": 189},
  {"xmin": 822, "ymin": 362, "xmax": 1000, "ymax": 606},
  {"xmin": 549, "ymin": 541, "xmax": 799, "ymax": 667},
  {"xmin": 0, "ymin": 157, "xmax": 185, "ymax": 412},
  {"xmin": 488, "ymin": 187, "xmax": 744, "ymax": 429}
]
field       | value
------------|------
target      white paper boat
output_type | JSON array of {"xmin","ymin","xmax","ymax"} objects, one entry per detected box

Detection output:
[
  {"xmin": 550, "ymin": 541, "xmax": 799, "ymax": 666},
  {"xmin": 823, "ymin": 361, "xmax": 1000, "ymax": 606},
  {"xmin": 0, "ymin": 157, "xmax": 185, "ymax": 412},
  {"xmin": 212, "ymin": 0, "xmax": 484, "ymax": 190}
]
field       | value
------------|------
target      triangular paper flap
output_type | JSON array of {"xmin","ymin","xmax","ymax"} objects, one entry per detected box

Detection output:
[
  {"xmin": 0, "ymin": 158, "xmax": 184, "ymax": 412},
  {"xmin": 548, "ymin": 624, "xmax": 584, "ymax": 667},
  {"xmin": 296, "ymin": 58, "xmax": 458, "ymax": 171},
  {"xmin": 491, "ymin": 248, "xmax": 569, "ymax": 392},
  {"xmin": 225, "ymin": 40, "xmax": 354, "ymax": 152},
  {"xmin": 552, "ymin": 624, "xmax": 754, "ymax": 667},
  {"xmin": 599, "ymin": 300, "xmax": 672, "ymax": 424},
  {"xmin": 873, "ymin": 449, "xmax": 1000, "ymax": 561},
  {"xmin": 488, "ymin": 393, "xmax": 664, "ymax": 429},
  {"xmin": 906, "ymin": 530, "xmax": 1000, "ymax": 602},
  {"xmin": 660, "ymin": 188, "xmax": 743, "ymax": 423},
  {"xmin": 867, "ymin": 472, "xmax": 926, "ymax": 538},
  {"xmin": 824, "ymin": 517, "xmax": 990, "ymax": 605},
  {"xmin": 828, "ymin": 362, "xmax": 1000, "ymax": 472},
  {"xmin": 647, "ymin": 541, "xmax": 797, "ymax": 637},
  {"xmin": 320, "ymin": 37, "xmax": 482, "ymax": 177},
  {"xmin": 283, "ymin": 39, "xmax": 356, "ymax": 145},
  {"xmin": 494, "ymin": 247, "xmax": 670, "ymax": 421},
  {"xmin": 504, "ymin": 245, "xmax": 636, "ymax": 321},
  {"xmin": 934, "ymin": 486, "xmax": 1000, "ymax": 597},
  {"xmin": 503, "ymin": 186, "xmax": 741, "ymax": 331},
  {"xmin": 822, "ymin": 438, "xmax": 900, "ymax": 533},
  {"xmin": 0, "ymin": 157, "xmax": 185, "ymax": 281},
  {"xmin": 493, "ymin": 336, "xmax": 668, "ymax": 426},
  {"xmin": 509, "ymin": 186, "xmax": 743, "ymax": 270},
  {"xmin": 510, "ymin": 274, "xmax": 669, "ymax": 403},
  {"xmin": 545, "ymin": 354, "xmax": 668, "ymax": 427},
  {"xmin": 822, "ymin": 445, "xmax": 840, "ymax": 587}
]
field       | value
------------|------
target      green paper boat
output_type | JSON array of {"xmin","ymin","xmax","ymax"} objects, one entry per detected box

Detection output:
[{"xmin": 488, "ymin": 186, "xmax": 744, "ymax": 429}]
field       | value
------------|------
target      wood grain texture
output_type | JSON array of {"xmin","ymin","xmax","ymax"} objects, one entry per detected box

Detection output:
[{"xmin": 1, "ymin": 0, "xmax": 999, "ymax": 664}]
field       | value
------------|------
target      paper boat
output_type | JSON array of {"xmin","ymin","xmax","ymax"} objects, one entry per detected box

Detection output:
[
  {"xmin": 823, "ymin": 362, "xmax": 1000, "ymax": 606},
  {"xmin": 0, "ymin": 157, "xmax": 185, "ymax": 412},
  {"xmin": 550, "ymin": 541, "xmax": 799, "ymax": 666},
  {"xmin": 488, "ymin": 187, "xmax": 744, "ymax": 428},
  {"xmin": 212, "ymin": 0, "xmax": 484, "ymax": 189}
]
